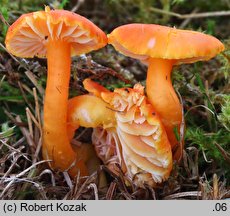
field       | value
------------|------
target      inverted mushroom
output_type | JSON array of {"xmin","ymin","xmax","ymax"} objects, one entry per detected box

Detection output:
[
  {"xmin": 5, "ymin": 7, "xmax": 107, "ymax": 176},
  {"xmin": 67, "ymin": 79, "xmax": 173, "ymax": 187},
  {"xmin": 108, "ymin": 24, "xmax": 225, "ymax": 160}
]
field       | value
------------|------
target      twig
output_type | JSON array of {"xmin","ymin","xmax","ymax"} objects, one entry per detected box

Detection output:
[
  {"xmin": 179, "ymin": 8, "xmax": 199, "ymax": 28},
  {"xmin": 150, "ymin": 7, "xmax": 230, "ymax": 19}
]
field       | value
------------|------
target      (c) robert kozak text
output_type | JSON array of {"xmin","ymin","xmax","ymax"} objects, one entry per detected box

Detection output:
[{"xmin": 19, "ymin": 202, "xmax": 87, "ymax": 212}]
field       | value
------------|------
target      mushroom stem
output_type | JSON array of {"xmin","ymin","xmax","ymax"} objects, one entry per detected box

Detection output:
[
  {"xmin": 146, "ymin": 58, "xmax": 182, "ymax": 158},
  {"xmin": 42, "ymin": 40, "xmax": 88, "ymax": 176}
]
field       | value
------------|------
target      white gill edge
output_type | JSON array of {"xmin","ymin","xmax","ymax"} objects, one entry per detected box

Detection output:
[
  {"xmin": 117, "ymin": 120, "xmax": 158, "ymax": 136},
  {"xmin": 117, "ymin": 128, "xmax": 158, "ymax": 158},
  {"xmin": 140, "ymin": 135, "xmax": 158, "ymax": 149},
  {"xmin": 113, "ymin": 40, "xmax": 148, "ymax": 61},
  {"xmin": 14, "ymin": 38, "xmax": 40, "ymax": 44},
  {"xmin": 121, "ymin": 142, "xmax": 165, "ymax": 176},
  {"xmin": 15, "ymin": 43, "xmax": 42, "ymax": 56},
  {"xmin": 116, "ymin": 106, "xmax": 136, "ymax": 123},
  {"xmin": 61, "ymin": 26, "xmax": 78, "ymax": 39},
  {"xmin": 56, "ymin": 21, "xmax": 63, "ymax": 39},
  {"xmin": 71, "ymin": 29, "xmax": 87, "ymax": 37},
  {"xmin": 19, "ymin": 28, "xmax": 39, "ymax": 39},
  {"xmin": 46, "ymin": 19, "xmax": 53, "ymax": 40},
  {"xmin": 118, "ymin": 126, "xmax": 169, "ymax": 169},
  {"xmin": 73, "ymin": 37, "xmax": 93, "ymax": 44},
  {"xmin": 26, "ymin": 17, "xmax": 44, "ymax": 39}
]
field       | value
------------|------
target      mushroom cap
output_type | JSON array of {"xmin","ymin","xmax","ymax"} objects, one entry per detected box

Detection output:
[
  {"xmin": 5, "ymin": 7, "xmax": 107, "ymax": 58},
  {"xmin": 108, "ymin": 23, "xmax": 224, "ymax": 64}
]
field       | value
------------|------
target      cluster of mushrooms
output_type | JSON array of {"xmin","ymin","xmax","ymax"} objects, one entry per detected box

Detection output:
[{"xmin": 5, "ymin": 7, "xmax": 224, "ymax": 187}]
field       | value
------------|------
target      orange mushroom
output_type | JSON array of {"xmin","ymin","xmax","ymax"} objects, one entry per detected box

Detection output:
[
  {"xmin": 108, "ymin": 24, "xmax": 224, "ymax": 160},
  {"xmin": 67, "ymin": 79, "xmax": 172, "ymax": 187},
  {"xmin": 5, "ymin": 7, "xmax": 107, "ymax": 176}
]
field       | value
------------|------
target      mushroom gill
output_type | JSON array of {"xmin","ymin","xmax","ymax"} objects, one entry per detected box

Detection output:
[{"xmin": 76, "ymin": 79, "xmax": 173, "ymax": 187}]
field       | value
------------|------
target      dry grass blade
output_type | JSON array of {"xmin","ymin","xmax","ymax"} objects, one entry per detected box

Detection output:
[
  {"xmin": 148, "ymin": 186, "xmax": 157, "ymax": 200},
  {"xmin": 213, "ymin": 174, "xmax": 219, "ymax": 199},
  {"xmin": 15, "ymin": 115, "xmax": 36, "ymax": 154},
  {"xmin": 39, "ymin": 169, "xmax": 56, "ymax": 187},
  {"xmin": 0, "ymin": 75, "xmax": 6, "ymax": 88},
  {"xmin": 25, "ymin": 107, "xmax": 41, "ymax": 133},
  {"xmin": 0, "ymin": 43, "xmax": 21, "ymax": 64},
  {"xmin": 87, "ymin": 183, "xmax": 99, "ymax": 200},
  {"xmin": 33, "ymin": 88, "xmax": 42, "ymax": 128},
  {"xmin": 15, "ymin": 160, "xmax": 51, "ymax": 179},
  {"xmin": 0, "ymin": 153, "xmax": 22, "ymax": 184},
  {"xmin": 18, "ymin": 81, "xmax": 33, "ymax": 111},
  {"xmin": 26, "ymin": 108, "xmax": 34, "ymax": 140},
  {"xmin": 176, "ymin": 89, "xmax": 185, "ymax": 161},
  {"xmin": 0, "ymin": 160, "xmax": 50, "ymax": 199},
  {"xmin": 0, "ymin": 139, "xmax": 29, "ymax": 161},
  {"xmin": 1, "ymin": 177, "xmax": 47, "ymax": 199},
  {"xmin": 202, "ymin": 149, "xmax": 213, "ymax": 163},
  {"xmin": 184, "ymin": 147, "xmax": 199, "ymax": 179},
  {"xmin": 25, "ymin": 71, "xmax": 45, "ymax": 96},
  {"xmin": 163, "ymin": 191, "xmax": 202, "ymax": 199},
  {"xmin": 214, "ymin": 142, "xmax": 230, "ymax": 164},
  {"xmin": 0, "ymin": 13, "xmax": 9, "ymax": 26},
  {"xmin": 106, "ymin": 182, "xmax": 117, "ymax": 200},
  {"xmin": 71, "ymin": 0, "xmax": 85, "ymax": 12},
  {"xmin": 103, "ymin": 165, "xmax": 133, "ymax": 200},
  {"xmin": 63, "ymin": 171, "xmax": 73, "ymax": 190},
  {"xmin": 72, "ymin": 172, "xmax": 98, "ymax": 200}
]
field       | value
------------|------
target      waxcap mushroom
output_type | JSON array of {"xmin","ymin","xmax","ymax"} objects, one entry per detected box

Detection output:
[
  {"xmin": 108, "ymin": 23, "xmax": 224, "ymax": 64},
  {"xmin": 108, "ymin": 23, "xmax": 224, "ymax": 161},
  {"xmin": 5, "ymin": 6, "xmax": 107, "ymax": 177},
  {"xmin": 6, "ymin": 6, "xmax": 107, "ymax": 58},
  {"xmin": 67, "ymin": 79, "xmax": 173, "ymax": 187}
]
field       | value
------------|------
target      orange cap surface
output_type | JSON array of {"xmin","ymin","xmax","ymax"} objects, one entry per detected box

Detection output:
[
  {"xmin": 5, "ymin": 7, "xmax": 107, "ymax": 58},
  {"xmin": 108, "ymin": 24, "xmax": 224, "ymax": 64}
]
